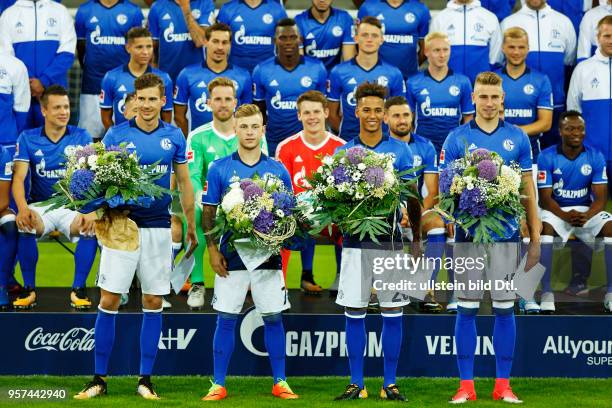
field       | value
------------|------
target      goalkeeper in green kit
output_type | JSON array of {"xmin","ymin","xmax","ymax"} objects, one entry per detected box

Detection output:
[{"xmin": 184, "ymin": 77, "xmax": 268, "ymax": 309}]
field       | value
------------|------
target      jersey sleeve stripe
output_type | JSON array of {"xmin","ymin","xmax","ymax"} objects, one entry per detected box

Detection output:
[
  {"xmin": 173, "ymin": 101, "xmax": 188, "ymax": 105},
  {"xmin": 13, "ymin": 158, "xmax": 29, "ymax": 162},
  {"xmin": 537, "ymin": 106, "xmax": 554, "ymax": 110},
  {"xmin": 99, "ymin": 104, "xmax": 113, "ymax": 109},
  {"xmin": 201, "ymin": 200, "xmax": 219, "ymax": 205}
]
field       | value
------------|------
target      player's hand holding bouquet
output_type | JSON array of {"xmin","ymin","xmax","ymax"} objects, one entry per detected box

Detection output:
[
  {"xmin": 213, "ymin": 174, "xmax": 301, "ymax": 271},
  {"xmin": 436, "ymin": 148, "xmax": 524, "ymax": 244},
  {"xmin": 307, "ymin": 146, "xmax": 419, "ymax": 243},
  {"xmin": 42, "ymin": 142, "xmax": 169, "ymax": 250}
]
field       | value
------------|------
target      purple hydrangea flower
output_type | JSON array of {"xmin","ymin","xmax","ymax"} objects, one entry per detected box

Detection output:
[
  {"xmin": 240, "ymin": 180, "xmax": 255, "ymax": 190},
  {"xmin": 69, "ymin": 169, "xmax": 95, "ymax": 199},
  {"xmin": 472, "ymin": 148, "xmax": 491, "ymax": 162},
  {"xmin": 459, "ymin": 187, "xmax": 487, "ymax": 217},
  {"xmin": 74, "ymin": 145, "xmax": 96, "ymax": 160},
  {"xmin": 105, "ymin": 145, "xmax": 123, "ymax": 153},
  {"xmin": 243, "ymin": 184, "xmax": 264, "ymax": 200},
  {"xmin": 364, "ymin": 166, "xmax": 385, "ymax": 187},
  {"xmin": 272, "ymin": 191, "xmax": 295, "ymax": 215},
  {"xmin": 346, "ymin": 147, "xmax": 368, "ymax": 165},
  {"xmin": 477, "ymin": 159, "xmax": 498, "ymax": 181},
  {"xmin": 332, "ymin": 165, "xmax": 351, "ymax": 185},
  {"xmin": 439, "ymin": 167, "xmax": 456, "ymax": 194},
  {"xmin": 253, "ymin": 210, "xmax": 274, "ymax": 233}
]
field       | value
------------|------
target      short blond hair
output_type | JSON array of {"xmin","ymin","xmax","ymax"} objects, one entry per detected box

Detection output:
[
  {"xmin": 424, "ymin": 31, "xmax": 450, "ymax": 48},
  {"xmin": 475, "ymin": 71, "xmax": 503, "ymax": 87},
  {"xmin": 234, "ymin": 103, "xmax": 262, "ymax": 120},
  {"xmin": 208, "ymin": 77, "xmax": 236, "ymax": 96},
  {"xmin": 503, "ymin": 26, "xmax": 529, "ymax": 43}
]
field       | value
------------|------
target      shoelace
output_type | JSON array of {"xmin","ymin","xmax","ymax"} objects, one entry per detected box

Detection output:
[
  {"xmin": 207, "ymin": 379, "xmax": 222, "ymax": 394},
  {"xmin": 276, "ymin": 380, "xmax": 294, "ymax": 393}
]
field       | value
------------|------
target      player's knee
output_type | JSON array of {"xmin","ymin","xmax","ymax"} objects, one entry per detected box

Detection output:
[
  {"xmin": 492, "ymin": 300, "xmax": 515, "ymax": 315},
  {"xmin": 422, "ymin": 213, "xmax": 445, "ymax": 232},
  {"xmin": 344, "ymin": 307, "xmax": 366, "ymax": 318},
  {"xmin": 261, "ymin": 312, "xmax": 282, "ymax": 323},
  {"xmin": 0, "ymin": 213, "xmax": 17, "ymax": 235},
  {"xmin": 541, "ymin": 222, "xmax": 556, "ymax": 236},
  {"xmin": 142, "ymin": 294, "xmax": 162, "ymax": 310},
  {"xmin": 457, "ymin": 300, "xmax": 480, "ymax": 315},
  {"xmin": 600, "ymin": 221, "xmax": 612, "ymax": 238},
  {"xmin": 99, "ymin": 292, "xmax": 121, "ymax": 311},
  {"xmin": 380, "ymin": 307, "xmax": 403, "ymax": 316}
]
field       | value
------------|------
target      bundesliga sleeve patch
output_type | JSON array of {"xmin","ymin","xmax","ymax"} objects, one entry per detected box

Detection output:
[
  {"xmin": 537, "ymin": 170, "xmax": 546, "ymax": 183},
  {"xmin": 439, "ymin": 149, "xmax": 445, "ymax": 164},
  {"xmin": 203, "ymin": 180, "xmax": 208, "ymax": 193},
  {"xmin": 187, "ymin": 150, "xmax": 194, "ymax": 162},
  {"xmin": 99, "ymin": 90, "xmax": 105, "ymax": 102}
]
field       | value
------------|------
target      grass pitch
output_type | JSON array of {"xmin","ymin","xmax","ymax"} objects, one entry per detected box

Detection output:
[{"xmin": 0, "ymin": 376, "xmax": 610, "ymax": 407}]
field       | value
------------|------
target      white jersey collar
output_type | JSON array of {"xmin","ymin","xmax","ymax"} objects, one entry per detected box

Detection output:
[
  {"xmin": 595, "ymin": 48, "xmax": 612, "ymax": 63},
  {"xmin": 447, "ymin": 0, "xmax": 482, "ymax": 12},
  {"xmin": 519, "ymin": 4, "xmax": 553, "ymax": 18}
]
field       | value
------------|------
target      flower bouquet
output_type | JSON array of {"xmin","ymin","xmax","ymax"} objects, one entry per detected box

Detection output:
[
  {"xmin": 42, "ymin": 142, "xmax": 170, "ymax": 250},
  {"xmin": 213, "ymin": 174, "xmax": 299, "ymax": 271},
  {"xmin": 306, "ymin": 146, "xmax": 420, "ymax": 243},
  {"xmin": 436, "ymin": 148, "xmax": 524, "ymax": 243}
]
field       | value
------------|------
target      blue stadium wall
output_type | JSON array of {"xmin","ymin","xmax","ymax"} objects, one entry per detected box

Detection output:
[{"xmin": 2, "ymin": 309, "xmax": 611, "ymax": 377}]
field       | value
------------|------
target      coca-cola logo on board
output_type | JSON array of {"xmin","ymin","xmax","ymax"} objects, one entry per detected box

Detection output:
[{"xmin": 24, "ymin": 327, "xmax": 95, "ymax": 352}]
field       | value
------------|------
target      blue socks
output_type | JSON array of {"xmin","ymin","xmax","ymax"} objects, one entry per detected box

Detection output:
[
  {"xmin": 263, "ymin": 313, "xmax": 286, "ymax": 383},
  {"xmin": 140, "ymin": 309, "xmax": 162, "ymax": 376},
  {"xmin": 455, "ymin": 306, "xmax": 478, "ymax": 380},
  {"xmin": 493, "ymin": 307, "xmax": 516, "ymax": 379},
  {"xmin": 425, "ymin": 228, "xmax": 446, "ymax": 281},
  {"xmin": 73, "ymin": 235, "xmax": 97, "ymax": 288},
  {"xmin": 300, "ymin": 237, "xmax": 315, "ymax": 272},
  {"xmin": 605, "ymin": 238, "xmax": 612, "ymax": 292},
  {"xmin": 381, "ymin": 311, "xmax": 403, "ymax": 387},
  {"xmin": 345, "ymin": 311, "xmax": 366, "ymax": 388},
  {"xmin": 94, "ymin": 306, "xmax": 117, "ymax": 376},
  {"xmin": 0, "ymin": 217, "xmax": 18, "ymax": 288},
  {"xmin": 540, "ymin": 236, "xmax": 554, "ymax": 293},
  {"xmin": 213, "ymin": 313, "xmax": 238, "ymax": 386},
  {"xmin": 17, "ymin": 232, "xmax": 38, "ymax": 288}
]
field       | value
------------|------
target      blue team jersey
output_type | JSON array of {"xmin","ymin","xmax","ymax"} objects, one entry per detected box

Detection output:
[
  {"xmin": 103, "ymin": 119, "xmax": 186, "ymax": 228},
  {"xmin": 405, "ymin": 133, "xmax": 438, "ymax": 190},
  {"xmin": 328, "ymin": 58, "xmax": 405, "ymax": 141},
  {"xmin": 14, "ymin": 126, "xmax": 92, "ymax": 202},
  {"xmin": 148, "ymin": 0, "xmax": 214, "ymax": 81},
  {"xmin": 174, "ymin": 61, "xmax": 253, "ymax": 130},
  {"xmin": 294, "ymin": 7, "xmax": 355, "ymax": 71},
  {"xmin": 75, "ymin": 0, "xmax": 144, "ymax": 95},
  {"xmin": 406, "ymin": 69, "xmax": 475, "ymax": 152},
  {"xmin": 358, "ymin": 0, "xmax": 431, "ymax": 79},
  {"xmin": 100, "ymin": 64, "xmax": 174, "ymax": 124},
  {"xmin": 495, "ymin": 66, "xmax": 553, "ymax": 159},
  {"xmin": 440, "ymin": 120, "xmax": 533, "ymax": 173},
  {"xmin": 480, "ymin": 0, "xmax": 515, "ymax": 21},
  {"xmin": 202, "ymin": 152, "xmax": 292, "ymax": 271},
  {"xmin": 0, "ymin": 145, "xmax": 13, "ymax": 182},
  {"xmin": 253, "ymin": 56, "xmax": 327, "ymax": 147},
  {"xmin": 217, "ymin": 0, "xmax": 288, "ymax": 72},
  {"xmin": 537, "ymin": 145, "xmax": 608, "ymax": 207}
]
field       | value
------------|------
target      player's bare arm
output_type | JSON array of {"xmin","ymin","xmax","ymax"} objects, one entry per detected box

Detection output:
[
  {"xmin": 584, "ymin": 183, "xmax": 609, "ymax": 225},
  {"xmin": 177, "ymin": 0, "xmax": 207, "ymax": 48},
  {"xmin": 539, "ymin": 187, "xmax": 579, "ymax": 226},
  {"xmin": 521, "ymin": 172, "xmax": 541, "ymax": 269},
  {"xmin": 327, "ymin": 101, "xmax": 341, "ymax": 133},
  {"xmin": 101, "ymin": 108, "xmax": 114, "ymax": 130},
  {"xmin": 202, "ymin": 204, "xmax": 228, "ymax": 277},
  {"xmin": 174, "ymin": 105, "xmax": 189, "ymax": 137},
  {"xmin": 174, "ymin": 162, "xmax": 198, "ymax": 257},
  {"xmin": 12, "ymin": 160, "xmax": 37, "ymax": 232}
]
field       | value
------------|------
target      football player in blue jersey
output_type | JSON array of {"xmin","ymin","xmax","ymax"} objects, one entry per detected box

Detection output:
[
  {"xmin": 75, "ymin": 0, "xmax": 144, "ymax": 140},
  {"xmin": 200, "ymin": 104, "xmax": 298, "ymax": 401},
  {"xmin": 253, "ymin": 18, "xmax": 327, "ymax": 155},
  {"xmin": 537, "ymin": 111, "xmax": 612, "ymax": 314},
  {"xmin": 328, "ymin": 16, "xmax": 405, "ymax": 140},
  {"xmin": 295, "ymin": 0, "xmax": 356, "ymax": 72},
  {"xmin": 440, "ymin": 72, "xmax": 540, "ymax": 404},
  {"xmin": 357, "ymin": 0, "xmax": 431, "ymax": 79},
  {"xmin": 216, "ymin": 0, "xmax": 288, "ymax": 72},
  {"xmin": 75, "ymin": 73, "xmax": 197, "ymax": 400},
  {"xmin": 406, "ymin": 32, "xmax": 474, "ymax": 154},
  {"xmin": 0, "ymin": 146, "xmax": 16, "ymax": 309},
  {"xmin": 148, "ymin": 0, "xmax": 214, "ymax": 82},
  {"xmin": 497, "ymin": 27, "xmax": 553, "ymax": 162},
  {"xmin": 501, "ymin": 0, "xmax": 577, "ymax": 149},
  {"xmin": 385, "ymin": 96, "xmax": 448, "ymax": 313},
  {"xmin": 11, "ymin": 86, "xmax": 98, "ymax": 311},
  {"xmin": 334, "ymin": 82, "xmax": 420, "ymax": 401},
  {"xmin": 174, "ymin": 22, "xmax": 253, "ymax": 137},
  {"xmin": 100, "ymin": 27, "xmax": 174, "ymax": 130}
]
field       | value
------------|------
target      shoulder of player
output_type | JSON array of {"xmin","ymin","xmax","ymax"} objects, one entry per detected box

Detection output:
[
  {"xmin": 67, "ymin": 125, "xmax": 93, "ymax": 140},
  {"xmin": 327, "ymin": 132, "xmax": 346, "ymax": 147},
  {"xmin": 105, "ymin": 65, "xmax": 124, "ymax": 80},
  {"xmin": 332, "ymin": 6, "xmax": 353, "ymax": 20},
  {"xmin": 450, "ymin": 72, "xmax": 472, "ymax": 86},
  {"xmin": 304, "ymin": 56, "xmax": 327, "ymax": 71},
  {"xmin": 188, "ymin": 121, "xmax": 214, "ymax": 138},
  {"xmin": 584, "ymin": 145, "xmax": 606, "ymax": 162},
  {"xmin": 548, "ymin": 7, "xmax": 574, "ymax": 28},
  {"xmin": 18, "ymin": 127, "xmax": 41, "ymax": 143},
  {"xmin": 412, "ymin": 133, "xmax": 434, "ymax": 149},
  {"xmin": 330, "ymin": 60, "xmax": 352, "ymax": 76},
  {"xmin": 473, "ymin": 5, "xmax": 498, "ymax": 24},
  {"xmin": 151, "ymin": 68, "xmax": 173, "ymax": 83},
  {"xmin": 448, "ymin": 122, "xmax": 471, "ymax": 139},
  {"xmin": 538, "ymin": 145, "xmax": 557, "ymax": 160},
  {"xmin": 275, "ymin": 132, "xmax": 302, "ymax": 153},
  {"xmin": 254, "ymin": 56, "xmax": 276, "ymax": 72}
]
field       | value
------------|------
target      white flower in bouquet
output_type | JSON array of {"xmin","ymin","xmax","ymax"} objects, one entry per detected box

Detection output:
[
  {"xmin": 357, "ymin": 163, "xmax": 366, "ymax": 170},
  {"xmin": 87, "ymin": 154, "xmax": 98, "ymax": 170},
  {"xmin": 322, "ymin": 155, "xmax": 333, "ymax": 166},
  {"xmin": 384, "ymin": 169, "xmax": 395, "ymax": 186},
  {"xmin": 78, "ymin": 157, "xmax": 86, "ymax": 166},
  {"xmin": 326, "ymin": 176, "xmax": 335, "ymax": 184},
  {"xmin": 500, "ymin": 165, "xmax": 521, "ymax": 191},
  {"xmin": 221, "ymin": 187, "xmax": 245, "ymax": 213},
  {"xmin": 351, "ymin": 172, "xmax": 361, "ymax": 181}
]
